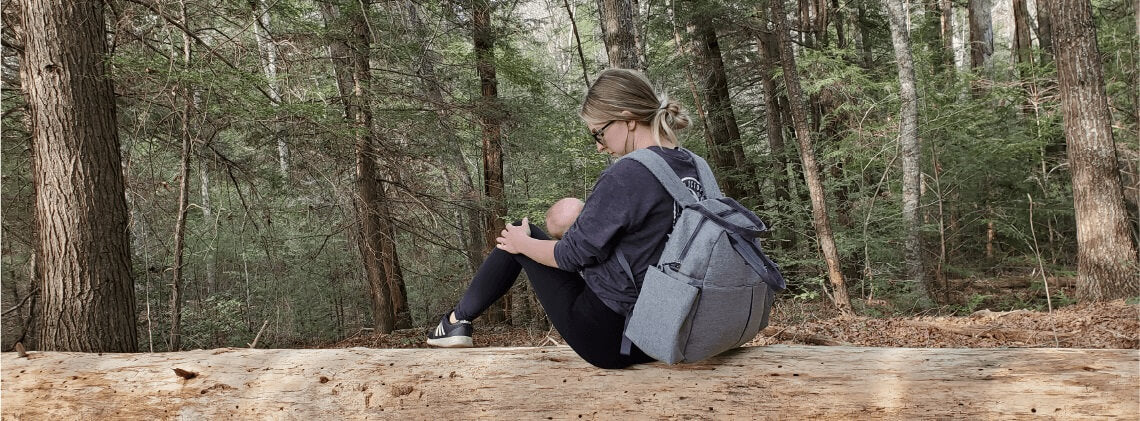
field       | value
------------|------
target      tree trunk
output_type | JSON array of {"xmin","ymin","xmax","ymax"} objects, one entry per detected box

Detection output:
[
  {"xmin": 832, "ymin": 0, "xmax": 846, "ymax": 49},
  {"xmin": 596, "ymin": 0, "xmax": 644, "ymax": 70},
  {"xmin": 252, "ymin": 0, "xmax": 289, "ymax": 177},
  {"xmin": 474, "ymin": 0, "xmax": 510, "ymax": 324},
  {"xmin": 1013, "ymin": 0, "xmax": 1033, "ymax": 67},
  {"xmin": 1035, "ymin": 0, "xmax": 1053, "ymax": 64},
  {"xmin": 691, "ymin": 16, "xmax": 755, "ymax": 200},
  {"xmin": 169, "ymin": 0, "xmax": 194, "ymax": 352},
  {"xmin": 755, "ymin": 17, "xmax": 794, "ymax": 249},
  {"xmin": 885, "ymin": 0, "xmax": 930, "ymax": 303},
  {"xmin": 345, "ymin": 2, "xmax": 396, "ymax": 334},
  {"xmin": 856, "ymin": 0, "xmax": 873, "ymax": 68},
  {"xmin": 967, "ymin": 0, "xmax": 993, "ymax": 71},
  {"xmin": 941, "ymin": 0, "xmax": 955, "ymax": 70},
  {"xmin": 771, "ymin": 0, "xmax": 854, "ymax": 315},
  {"xmin": 4, "ymin": 347, "xmax": 1137, "ymax": 418},
  {"xmin": 20, "ymin": 0, "xmax": 137, "ymax": 352},
  {"xmin": 1048, "ymin": 0, "xmax": 1140, "ymax": 301}
]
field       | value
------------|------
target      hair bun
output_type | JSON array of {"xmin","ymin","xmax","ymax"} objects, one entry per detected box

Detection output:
[{"xmin": 662, "ymin": 98, "xmax": 690, "ymax": 131}]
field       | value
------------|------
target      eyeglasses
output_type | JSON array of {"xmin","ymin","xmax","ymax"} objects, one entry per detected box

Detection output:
[{"xmin": 589, "ymin": 120, "xmax": 616, "ymax": 145}]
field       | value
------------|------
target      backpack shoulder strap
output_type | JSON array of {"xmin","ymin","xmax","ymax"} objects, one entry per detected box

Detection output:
[
  {"xmin": 682, "ymin": 148, "xmax": 724, "ymax": 199},
  {"xmin": 622, "ymin": 149, "xmax": 699, "ymax": 206}
]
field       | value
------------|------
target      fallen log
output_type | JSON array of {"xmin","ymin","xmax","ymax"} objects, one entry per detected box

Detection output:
[{"xmin": 3, "ymin": 345, "xmax": 1137, "ymax": 419}]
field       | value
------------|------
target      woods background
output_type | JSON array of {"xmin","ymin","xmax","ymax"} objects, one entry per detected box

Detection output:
[{"xmin": 1, "ymin": 0, "xmax": 1136, "ymax": 353}]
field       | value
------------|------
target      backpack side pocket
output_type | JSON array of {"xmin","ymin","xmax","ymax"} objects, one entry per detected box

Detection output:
[{"xmin": 624, "ymin": 265, "xmax": 699, "ymax": 364}]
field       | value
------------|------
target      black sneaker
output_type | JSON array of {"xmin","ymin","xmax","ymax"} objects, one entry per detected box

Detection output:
[{"xmin": 426, "ymin": 313, "xmax": 473, "ymax": 348}]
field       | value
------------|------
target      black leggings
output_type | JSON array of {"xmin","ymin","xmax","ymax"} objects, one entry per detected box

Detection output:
[{"xmin": 453, "ymin": 222, "xmax": 654, "ymax": 369}]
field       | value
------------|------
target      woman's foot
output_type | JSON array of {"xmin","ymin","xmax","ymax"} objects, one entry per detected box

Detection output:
[{"xmin": 426, "ymin": 312, "xmax": 474, "ymax": 348}]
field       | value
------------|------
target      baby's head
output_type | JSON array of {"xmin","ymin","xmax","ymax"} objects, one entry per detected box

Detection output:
[{"xmin": 545, "ymin": 197, "xmax": 584, "ymax": 239}]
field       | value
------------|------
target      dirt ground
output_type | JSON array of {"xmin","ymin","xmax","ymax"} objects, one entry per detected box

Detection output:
[{"xmin": 334, "ymin": 298, "xmax": 1138, "ymax": 351}]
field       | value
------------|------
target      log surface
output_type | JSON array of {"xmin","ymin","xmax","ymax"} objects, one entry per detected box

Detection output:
[{"xmin": 3, "ymin": 345, "xmax": 1137, "ymax": 419}]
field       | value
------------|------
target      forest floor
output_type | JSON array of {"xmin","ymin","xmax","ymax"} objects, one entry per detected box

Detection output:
[{"xmin": 332, "ymin": 278, "xmax": 1139, "ymax": 350}]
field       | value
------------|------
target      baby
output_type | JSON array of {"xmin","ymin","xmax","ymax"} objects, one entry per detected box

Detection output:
[{"xmin": 545, "ymin": 197, "xmax": 584, "ymax": 239}]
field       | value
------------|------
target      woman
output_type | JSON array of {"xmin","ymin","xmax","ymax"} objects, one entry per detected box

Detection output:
[{"xmin": 427, "ymin": 69, "xmax": 708, "ymax": 369}]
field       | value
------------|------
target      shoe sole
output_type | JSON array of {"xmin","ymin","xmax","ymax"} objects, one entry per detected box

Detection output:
[{"xmin": 427, "ymin": 336, "xmax": 473, "ymax": 348}]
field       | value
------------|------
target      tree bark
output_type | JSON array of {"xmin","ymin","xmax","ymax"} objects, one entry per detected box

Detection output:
[
  {"xmin": 596, "ymin": 0, "xmax": 644, "ymax": 70},
  {"xmin": 885, "ymin": 0, "xmax": 930, "ymax": 303},
  {"xmin": 474, "ymin": 0, "xmax": 510, "ymax": 323},
  {"xmin": 755, "ymin": 16, "xmax": 793, "ymax": 248},
  {"xmin": 1048, "ymin": 0, "xmax": 1140, "ymax": 301},
  {"xmin": 20, "ymin": 0, "xmax": 137, "ymax": 352},
  {"xmin": 1012, "ymin": 0, "xmax": 1033, "ymax": 67},
  {"xmin": 3, "ymin": 347, "xmax": 1137, "ymax": 418},
  {"xmin": 346, "ymin": 2, "xmax": 396, "ymax": 333},
  {"xmin": 1035, "ymin": 0, "xmax": 1053, "ymax": 64},
  {"xmin": 771, "ymin": 0, "xmax": 854, "ymax": 315},
  {"xmin": 690, "ymin": 14, "xmax": 755, "ymax": 200},
  {"xmin": 967, "ymin": 0, "xmax": 993, "ymax": 71},
  {"xmin": 941, "ymin": 0, "xmax": 955, "ymax": 70}
]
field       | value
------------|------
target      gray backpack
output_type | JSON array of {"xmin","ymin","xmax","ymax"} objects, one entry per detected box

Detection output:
[{"xmin": 618, "ymin": 148, "xmax": 785, "ymax": 364}]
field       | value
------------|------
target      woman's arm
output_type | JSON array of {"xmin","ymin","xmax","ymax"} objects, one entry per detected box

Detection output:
[{"xmin": 497, "ymin": 218, "xmax": 560, "ymax": 268}]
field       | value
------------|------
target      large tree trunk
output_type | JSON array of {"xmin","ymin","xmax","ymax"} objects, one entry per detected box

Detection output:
[
  {"xmin": 596, "ymin": 0, "xmax": 644, "ymax": 70},
  {"xmin": 4, "ymin": 347, "xmax": 1137, "ymax": 418},
  {"xmin": 771, "ymin": 0, "xmax": 854, "ymax": 315},
  {"xmin": 691, "ymin": 15, "xmax": 755, "ymax": 200},
  {"xmin": 347, "ymin": 3, "xmax": 395, "ymax": 334},
  {"xmin": 20, "ymin": 0, "xmax": 137, "ymax": 352},
  {"xmin": 967, "ymin": 0, "xmax": 993, "ymax": 71},
  {"xmin": 885, "ymin": 0, "xmax": 930, "ymax": 303},
  {"xmin": 169, "ymin": 0, "xmax": 194, "ymax": 352},
  {"xmin": 1048, "ymin": 0, "xmax": 1140, "ymax": 301},
  {"xmin": 755, "ymin": 11, "xmax": 795, "ymax": 249},
  {"xmin": 474, "ymin": 0, "xmax": 510, "ymax": 324}
]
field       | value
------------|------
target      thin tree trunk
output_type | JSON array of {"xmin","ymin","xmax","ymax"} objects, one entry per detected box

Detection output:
[
  {"xmin": 22, "ymin": 0, "xmax": 138, "ymax": 352},
  {"xmin": 253, "ymin": 0, "xmax": 288, "ymax": 177},
  {"xmin": 856, "ymin": 0, "xmax": 873, "ymax": 68},
  {"xmin": 941, "ymin": 0, "xmax": 955, "ymax": 70},
  {"xmin": 885, "ymin": 0, "xmax": 931, "ymax": 303},
  {"xmin": 563, "ymin": 0, "xmax": 591, "ymax": 87},
  {"xmin": 1048, "ymin": 0, "xmax": 1140, "ymax": 300},
  {"xmin": 596, "ymin": 0, "xmax": 645, "ymax": 70},
  {"xmin": 405, "ymin": 0, "xmax": 484, "ymax": 276},
  {"xmin": 474, "ymin": 0, "xmax": 510, "ymax": 324},
  {"xmin": 771, "ymin": 0, "xmax": 854, "ymax": 315},
  {"xmin": 168, "ymin": 0, "xmax": 194, "ymax": 351},
  {"xmin": 832, "ymin": 0, "xmax": 846, "ymax": 49}
]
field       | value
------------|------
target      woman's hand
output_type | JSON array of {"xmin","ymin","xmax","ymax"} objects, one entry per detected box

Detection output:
[{"xmin": 496, "ymin": 217, "xmax": 532, "ymax": 254}]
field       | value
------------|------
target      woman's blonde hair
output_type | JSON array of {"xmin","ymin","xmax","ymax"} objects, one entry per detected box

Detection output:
[{"xmin": 580, "ymin": 69, "xmax": 690, "ymax": 147}]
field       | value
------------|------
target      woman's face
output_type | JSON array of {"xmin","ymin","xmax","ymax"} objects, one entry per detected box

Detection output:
[{"xmin": 589, "ymin": 120, "xmax": 626, "ymax": 157}]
